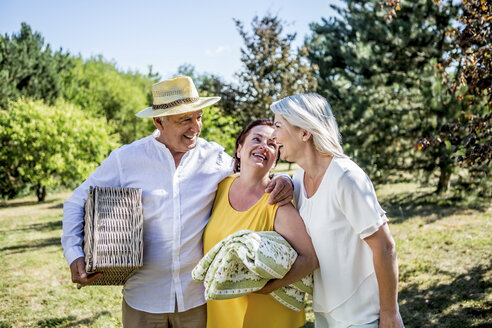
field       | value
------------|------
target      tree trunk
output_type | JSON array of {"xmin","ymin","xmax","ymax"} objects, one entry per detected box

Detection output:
[
  {"xmin": 436, "ymin": 165, "xmax": 452, "ymax": 194},
  {"xmin": 37, "ymin": 184, "xmax": 46, "ymax": 202}
]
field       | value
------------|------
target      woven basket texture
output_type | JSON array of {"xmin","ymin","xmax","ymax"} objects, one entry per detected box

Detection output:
[{"xmin": 83, "ymin": 186, "xmax": 144, "ymax": 285}]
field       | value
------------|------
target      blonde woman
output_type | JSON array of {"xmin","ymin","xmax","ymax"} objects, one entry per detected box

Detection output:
[{"xmin": 270, "ymin": 94, "xmax": 404, "ymax": 328}]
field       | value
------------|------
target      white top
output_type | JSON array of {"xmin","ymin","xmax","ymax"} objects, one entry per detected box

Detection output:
[
  {"xmin": 293, "ymin": 157, "xmax": 388, "ymax": 327},
  {"xmin": 61, "ymin": 130, "xmax": 233, "ymax": 313}
]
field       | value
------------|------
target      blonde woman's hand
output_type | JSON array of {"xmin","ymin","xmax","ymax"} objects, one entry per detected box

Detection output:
[{"xmin": 379, "ymin": 310, "xmax": 404, "ymax": 328}]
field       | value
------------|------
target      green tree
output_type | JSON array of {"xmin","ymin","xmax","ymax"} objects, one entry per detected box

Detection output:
[
  {"xmin": 453, "ymin": 0, "xmax": 491, "ymax": 106},
  {"xmin": 0, "ymin": 23, "xmax": 71, "ymax": 108},
  {"xmin": 201, "ymin": 106, "xmax": 240, "ymax": 156},
  {"xmin": 0, "ymin": 98, "xmax": 117, "ymax": 201},
  {"xmin": 416, "ymin": 0, "xmax": 491, "ymax": 196},
  {"xmin": 307, "ymin": 0, "xmax": 463, "ymax": 192},
  {"xmin": 234, "ymin": 14, "xmax": 318, "ymax": 125},
  {"xmin": 61, "ymin": 56, "xmax": 157, "ymax": 144}
]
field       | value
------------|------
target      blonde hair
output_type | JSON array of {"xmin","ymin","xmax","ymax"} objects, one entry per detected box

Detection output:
[{"xmin": 270, "ymin": 93, "xmax": 346, "ymax": 158}]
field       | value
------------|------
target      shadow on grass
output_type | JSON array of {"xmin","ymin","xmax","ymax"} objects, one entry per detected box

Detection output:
[
  {"xmin": 6, "ymin": 220, "xmax": 62, "ymax": 233},
  {"xmin": 37, "ymin": 311, "xmax": 111, "ymax": 327},
  {"xmin": 399, "ymin": 262, "xmax": 492, "ymax": 328},
  {"xmin": 0, "ymin": 237, "xmax": 61, "ymax": 254},
  {"xmin": 49, "ymin": 203, "xmax": 64, "ymax": 209},
  {"xmin": 379, "ymin": 189, "xmax": 487, "ymax": 224},
  {"xmin": 0, "ymin": 198, "xmax": 58, "ymax": 208}
]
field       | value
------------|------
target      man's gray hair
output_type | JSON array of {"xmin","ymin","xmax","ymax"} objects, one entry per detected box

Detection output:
[{"xmin": 270, "ymin": 93, "xmax": 347, "ymax": 158}]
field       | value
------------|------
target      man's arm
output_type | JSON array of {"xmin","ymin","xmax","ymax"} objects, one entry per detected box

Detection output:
[
  {"xmin": 265, "ymin": 173, "xmax": 293, "ymax": 206},
  {"xmin": 61, "ymin": 149, "xmax": 122, "ymax": 286}
]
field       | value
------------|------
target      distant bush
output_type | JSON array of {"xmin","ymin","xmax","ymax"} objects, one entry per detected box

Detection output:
[
  {"xmin": 60, "ymin": 56, "xmax": 157, "ymax": 144},
  {"xmin": 0, "ymin": 98, "xmax": 118, "ymax": 201}
]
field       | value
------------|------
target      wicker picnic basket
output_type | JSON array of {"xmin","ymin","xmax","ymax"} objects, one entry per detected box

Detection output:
[{"xmin": 83, "ymin": 186, "xmax": 144, "ymax": 285}]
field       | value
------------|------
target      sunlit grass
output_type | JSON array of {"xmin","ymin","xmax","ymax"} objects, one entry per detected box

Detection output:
[
  {"xmin": 1, "ymin": 184, "xmax": 490, "ymax": 327},
  {"xmin": 0, "ymin": 193, "xmax": 121, "ymax": 328}
]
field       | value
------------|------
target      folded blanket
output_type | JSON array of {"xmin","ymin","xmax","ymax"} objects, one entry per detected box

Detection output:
[{"xmin": 192, "ymin": 229, "xmax": 313, "ymax": 312}]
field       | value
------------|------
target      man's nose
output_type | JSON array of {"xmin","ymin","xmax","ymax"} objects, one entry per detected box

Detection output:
[{"xmin": 191, "ymin": 119, "xmax": 201, "ymax": 131}]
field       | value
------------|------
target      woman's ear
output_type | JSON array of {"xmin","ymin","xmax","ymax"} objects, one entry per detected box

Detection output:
[
  {"xmin": 236, "ymin": 144, "xmax": 242, "ymax": 158},
  {"xmin": 300, "ymin": 129, "xmax": 312, "ymax": 142}
]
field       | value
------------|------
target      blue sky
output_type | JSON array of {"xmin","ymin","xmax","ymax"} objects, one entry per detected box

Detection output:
[{"xmin": 0, "ymin": 0, "xmax": 341, "ymax": 82}]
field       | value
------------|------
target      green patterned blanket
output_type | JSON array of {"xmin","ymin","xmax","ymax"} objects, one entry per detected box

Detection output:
[{"xmin": 192, "ymin": 229, "xmax": 313, "ymax": 312}]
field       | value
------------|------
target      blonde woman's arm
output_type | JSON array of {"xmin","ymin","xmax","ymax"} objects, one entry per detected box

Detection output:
[
  {"xmin": 257, "ymin": 203, "xmax": 319, "ymax": 294},
  {"xmin": 364, "ymin": 223, "xmax": 404, "ymax": 328}
]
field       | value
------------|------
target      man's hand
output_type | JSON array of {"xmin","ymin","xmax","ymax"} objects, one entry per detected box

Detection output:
[
  {"xmin": 266, "ymin": 175, "xmax": 293, "ymax": 206},
  {"xmin": 70, "ymin": 256, "xmax": 102, "ymax": 288}
]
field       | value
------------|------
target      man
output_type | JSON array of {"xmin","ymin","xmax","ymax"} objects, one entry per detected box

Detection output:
[{"xmin": 61, "ymin": 75, "xmax": 292, "ymax": 328}]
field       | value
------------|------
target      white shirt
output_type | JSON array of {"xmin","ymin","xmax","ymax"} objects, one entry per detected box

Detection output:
[
  {"xmin": 293, "ymin": 157, "xmax": 388, "ymax": 327},
  {"xmin": 61, "ymin": 130, "xmax": 233, "ymax": 313}
]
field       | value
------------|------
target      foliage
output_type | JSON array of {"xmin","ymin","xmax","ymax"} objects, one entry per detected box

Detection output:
[
  {"xmin": 379, "ymin": 0, "xmax": 403, "ymax": 21},
  {"xmin": 0, "ymin": 98, "xmax": 117, "ymax": 201},
  {"xmin": 453, "ymin": 0, "xmax": 491, "ymax": 106},
  {"xmin": 233, "ymin": 14, "xmax": 318, "ymax": 125},
  {"xmin": 379, "ymin": 0, "xmax": 491, "ymax": 195},
  {"xmin": 417, "ymin": 111, "xmax": 491, "ymax": 197},
  {"xmin": 420, "ymin": 0, "xmax": 491, "ymax": 195},
  {"xmin": 382, "ymin": 0, "xmax": 491, "ymax": 105},
  {"xmin": 61, "ymin": 56, "xmax": 158, "ymax": 144},
  {"xmin": 0, "ymin": 23, "xmax": 71, "ymax": 109},
  {"xmin": 201, "ymin": 106, "xmax": 240, "ymax": 156},
  {"xmin": 307, "ymin": 0, "xmax": 468, "ymax": 192}
]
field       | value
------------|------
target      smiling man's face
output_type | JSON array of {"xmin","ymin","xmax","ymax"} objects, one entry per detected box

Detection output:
[{"xmin": 153, "ymin": 110, "xmax": 203, "ymax": 158}]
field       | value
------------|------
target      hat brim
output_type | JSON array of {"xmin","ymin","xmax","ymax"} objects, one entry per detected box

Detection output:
[{"xmin": 135, "ymin": 97, "xmax": 221, "ymax": 118}]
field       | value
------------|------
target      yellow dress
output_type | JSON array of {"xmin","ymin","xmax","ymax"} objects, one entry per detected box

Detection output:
[{"xmin": 203, "ymin": 175, "xmax": 306, "ymax": 328}]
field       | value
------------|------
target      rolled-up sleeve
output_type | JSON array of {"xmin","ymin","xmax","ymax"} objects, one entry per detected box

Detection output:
[
  {"xmin": 61, "ymin": 148, "xmax": 122, "ymax": 266},
  {"xmin": 337, "ymin": 169, "xmax": 388, "ymax": 240}
]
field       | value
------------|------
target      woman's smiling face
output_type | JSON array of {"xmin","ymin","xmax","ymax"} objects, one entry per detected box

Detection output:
[
  {"xmin": 273, "ymin": 114, "xmax": 303, "ymax": 163},
  {"xmin": 237, "ymin": 125, "xmax": 278, "ymax": 173}
]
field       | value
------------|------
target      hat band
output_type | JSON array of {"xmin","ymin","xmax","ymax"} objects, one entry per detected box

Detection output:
[{"xmin": 152, "ymin": 97, "xmax": 200, "ymax": 110}]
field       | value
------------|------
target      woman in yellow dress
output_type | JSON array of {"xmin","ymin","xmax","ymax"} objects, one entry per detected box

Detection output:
[{"xmin": 203, "ymin": 118, "xmax": 319, "ymax": 328}]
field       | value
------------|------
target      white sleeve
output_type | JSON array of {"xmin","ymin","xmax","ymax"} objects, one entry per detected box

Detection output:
[
  {"xmin": 219, "ymin": 150, "xmax": 234, "ymax": 174},
  {"xmin": 337, "ymin": 169, "xmax": 388, "ymax": 239},
  {"xmin": 61, "ymin": 148, "xmax": 122, "ymax": 266},
  {"xmin": 292, "ymin": 169, "xmax": 303, "ymax": 209}
]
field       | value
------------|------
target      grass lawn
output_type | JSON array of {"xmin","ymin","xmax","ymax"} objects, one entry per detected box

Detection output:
[{"xmin": 0, "ymin": 182, "xmax": 490, "ymax": 327}]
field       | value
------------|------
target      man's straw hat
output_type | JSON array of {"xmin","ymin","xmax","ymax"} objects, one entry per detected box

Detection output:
[{"xmin": 135, "ymin": 75, "xmax": 221, "ymax": 118}]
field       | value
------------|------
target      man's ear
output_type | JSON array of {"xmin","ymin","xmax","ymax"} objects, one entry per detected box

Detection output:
[
  {"xmin": 153, "ymin": 117, "xmax": 162, "ymax": 129},
  {"xmin": 301, "ymin": 129, "xmax": 312, "ymax": 142}
]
